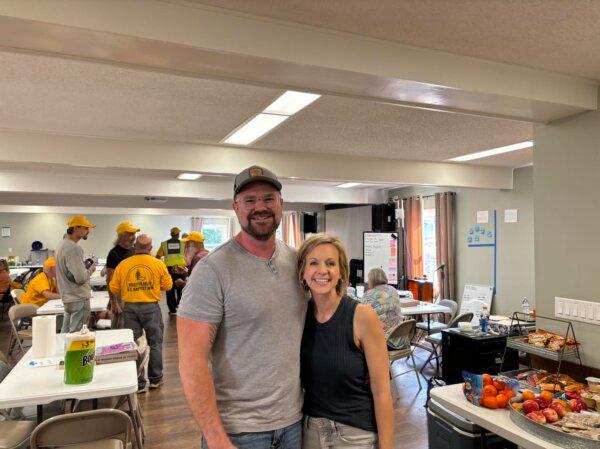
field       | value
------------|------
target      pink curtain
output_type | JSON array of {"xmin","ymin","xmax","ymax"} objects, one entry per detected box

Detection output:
[
  {"xmin": 435, "ymin": 192, "xmax": 456, "ymax": 300},
  {"xmin": 282, "ymin": 212, "xmax": 303, "ymax": 248},
  {"xmin": 402, "ymin": 196, "xmax": 423, "ymax": 279}
]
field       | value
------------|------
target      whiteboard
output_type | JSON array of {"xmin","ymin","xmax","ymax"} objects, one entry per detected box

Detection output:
[
  {"xmin": 459, "ymin": 284, "xmax": 494, "ymax": 325},
  {"xmin": 363, "ymin": 232, "xmax": 398, "ymax": 285}
]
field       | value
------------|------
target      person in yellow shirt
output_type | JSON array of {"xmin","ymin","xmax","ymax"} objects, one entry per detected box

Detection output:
[
  {"xmin": 21, "ymin": 257, "xmax": 61, "ymax": 307},
  {"xmin": 109, "ymin": 234, "xmax": 172, "ymax": 392}
]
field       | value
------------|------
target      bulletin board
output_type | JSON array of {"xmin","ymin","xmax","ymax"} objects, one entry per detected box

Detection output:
[{"xmin": 363, "ymin": 232, "xmax": 398, "ymax": 285}]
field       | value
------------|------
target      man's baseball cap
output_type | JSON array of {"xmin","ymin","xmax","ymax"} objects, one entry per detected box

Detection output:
[
  {"xmin": 43, "ymin": 257, "xmax": 55, "ymax": 269},
  {"xmin": 116, "ymin": 221, "xmax": 140, "ymax": 235},
  {"xmin": 181, "ymin": 231, "xmax": 205, "ymax": 244},
  {"xmin": 67, "ymin": 215, "xmax": 96, "ymax": 228},
  {"xmin": 170, "ymin": 227, "xmax": 181, "ymax": 235},
  {"xmin": 234, "ymin": 165, "xmax": 282, "ymax": 196}
]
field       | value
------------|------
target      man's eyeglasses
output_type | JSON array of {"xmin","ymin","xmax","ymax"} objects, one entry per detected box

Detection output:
[{"xmin": 236, "ymin": 194, "xmax": 280, "ymax": 208}]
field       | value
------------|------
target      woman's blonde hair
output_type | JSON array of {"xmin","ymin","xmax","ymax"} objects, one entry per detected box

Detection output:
[{"xmin": 297, "ymin": 233, "xmax": 349, "ymax": 296}]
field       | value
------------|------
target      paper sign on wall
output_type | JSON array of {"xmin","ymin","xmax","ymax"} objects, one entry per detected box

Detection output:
[
  {"xmin": 1, "ymin": 226, "xmax": 10, "ymax": 238},
  {"xmin": 476, "ymin": 210, "xmax": 489, "ymax": 224},
  {"xmin": 504, "ymin": 209, "xmax": 518, "ymax": 223}
]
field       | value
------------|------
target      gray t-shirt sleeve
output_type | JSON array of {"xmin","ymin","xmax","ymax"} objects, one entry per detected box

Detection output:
[{"xmin": 177, "ymin": 260, "xmax": 224, "ymax": 323}]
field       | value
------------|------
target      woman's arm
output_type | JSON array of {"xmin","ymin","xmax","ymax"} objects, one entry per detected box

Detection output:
[{"xmin": 355, "ymin": 304, "xmax": 394, "ymax": 449}]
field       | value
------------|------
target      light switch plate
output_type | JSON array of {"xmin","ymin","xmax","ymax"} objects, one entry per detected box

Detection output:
[{"xmin": 555, "ymin": 297, "xmax": 600, "ymax": 325}]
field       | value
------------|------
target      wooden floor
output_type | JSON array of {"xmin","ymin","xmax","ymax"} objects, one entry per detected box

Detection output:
[{"xmin": 1, "ymin": 302, "xmax": 435, "ymax": 449}]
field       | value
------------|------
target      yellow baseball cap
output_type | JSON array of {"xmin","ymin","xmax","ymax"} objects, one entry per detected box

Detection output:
[
  {"xmin": 43, "ymin": 257, "xmax": 55, "ymax": 269},
  {"xmin": 67, "ymin": 215, "xmax": 96, "ymax": 228},
  {"xmin": 181, "ymin": 231, "xmax": 205, "ymax": 244},
  {"xmin": 116, "ymin": 221, "xmax": 140, "ymax": 235}
]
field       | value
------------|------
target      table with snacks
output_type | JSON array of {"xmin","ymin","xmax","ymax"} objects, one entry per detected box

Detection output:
[{"xmin": 431, "ymin": 370, "xmax": 600, "ymax": 449}]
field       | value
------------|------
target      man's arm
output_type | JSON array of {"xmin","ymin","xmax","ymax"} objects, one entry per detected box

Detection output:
[
  {"xmin": 177, "ymin": 317, "xmax": 234, "ymax": 449},
  {"xmin": 65, "ymin": 247, "xmax": 92, "ymax": 285},
  {"xmin": 42, "ymin": 290, "xmax": 61, "ymax": 300},
  {"xmin": 105, "ymin": 267, "xmax": 121, "ymax": 313},
  {"xmin": 155, "ymin": 245, "xmax": 164, "ymax": 260}
]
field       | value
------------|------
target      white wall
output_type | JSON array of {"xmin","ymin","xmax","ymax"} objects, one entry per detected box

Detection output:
[
  {"xmin": 325, "ymin": 206, "xmax": 372, "ymax": 260},
  {"xmin": 0, "ymin": 212, "xmax": 238, "ymax": 261},
  {"xmin": 388, "ymin": 167, "xmax": 535, "ymax": 316},
  {"xmin": 534, "ymin": 107, "xmax": 600, "ymax": 369}
]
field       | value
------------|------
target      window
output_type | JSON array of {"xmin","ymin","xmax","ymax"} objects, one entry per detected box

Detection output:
[
  {"xmin": 421, "ymin": 200, "xmax": 437, "ymax": 282},
  {"xmin": 199, "ymin": 217, "xmax": 231, "ymax": 251}
]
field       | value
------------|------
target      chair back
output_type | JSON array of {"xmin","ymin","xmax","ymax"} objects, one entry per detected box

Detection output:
[
  {"xmin": 448, "ymin": 312, "xmax": 474, "ymax": 328},
  {"xmin": 8, "ymin": 303, "xmax": 38, "ymax": 321},
  {"xmin": 30, "ymin": 409, "xmax": 131, "ymax": 448},
  {"xmin": 438, "ymin": 299, "xmax": 458, "ymax": 323},
  {"xmin": 386, "ymin": 319, "xmax": 416, "ymax": 348},
  {"xmin": 11, "ymin": 288, "xmax": 25, "ymax": 304}
]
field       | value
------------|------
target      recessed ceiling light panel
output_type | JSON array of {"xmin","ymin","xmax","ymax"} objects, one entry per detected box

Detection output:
[
  {"xmin": 336, "ymin": 182, "xmax": 362, "ymax": 188},
  {"xmin": 224, "ymin": 113, "xmax": 288, "ymax": 146},
  {"xmin": 449, "ymin": 141, "xmax": 533, "ymax": 162},
  {"xmin": 263, "ymin": 91, "xmax": 321, "ymax": 116},
  {"xmin": 177, "ymin": 173, "xmax": 202, "ymax": 180}
]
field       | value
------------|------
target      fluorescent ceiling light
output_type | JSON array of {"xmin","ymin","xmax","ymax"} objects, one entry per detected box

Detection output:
[
  {"xmin": 177, "ymin": 173, "xmax": 202, "ymax": 180},
  {"xmin": 263, "ymin": 91, "xmax": 321, "ymax": 116},
  {"xmin": 224, "ymin": 113, "xmax": 288, "ymax": 145},
  {"xmin": 449, "ymin": 141, "xmax": 533, "ymax": 162},
  {"xmin": 336, "ymin": 182, "xmax": 362, "ymax": 188}
]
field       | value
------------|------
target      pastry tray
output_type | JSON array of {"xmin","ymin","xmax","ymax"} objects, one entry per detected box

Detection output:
[
  {"xmin": 506, "ymin": 337, "xmax": 579, "ymax": 361},
  {"xmin": 509, "ymin": 407, "xmax": 600, "ymax": 449}
]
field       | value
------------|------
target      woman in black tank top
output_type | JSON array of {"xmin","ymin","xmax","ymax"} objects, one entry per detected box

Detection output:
[{"xmin": 297, "ymin": 234, "xmax": 393, "ymax": 449}]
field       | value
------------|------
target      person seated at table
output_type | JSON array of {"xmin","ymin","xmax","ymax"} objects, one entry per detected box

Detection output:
[
  {"xmin": 298, "ymin": 234, "xmax": 393, "ymax": 449},
  {"xmin": 360, "ymin": 268, "xmax": 402, "ymax": 335},
  {"xmin": 20, "ymin": 257, "xmax": 60, "ymax": 307},
  {"xmin": 109, "ymin": 234, "xmax": 172, "ymax": 392},
  {"xmin": 0, "ymin": 259, "xmax": 11, "ymax": 305}
]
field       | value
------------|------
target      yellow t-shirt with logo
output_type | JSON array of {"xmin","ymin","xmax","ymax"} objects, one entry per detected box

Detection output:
[
  {"xmin": 21, "ymin": 272, "xmax": 57, "ymax": 307},
  {"xmin": 109, "ymin": 254, "xmax": 172, "ymax": 303}
]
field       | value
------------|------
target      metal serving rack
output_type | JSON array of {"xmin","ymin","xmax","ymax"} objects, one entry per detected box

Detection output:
[{"xmin": 499, "ymin": 312, "xmax": 583, "ymax": 376}]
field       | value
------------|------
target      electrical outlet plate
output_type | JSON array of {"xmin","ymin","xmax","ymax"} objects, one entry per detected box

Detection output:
[{"xmin": 555, "ymin": 297, "xmax": 600, "ymax": 325}]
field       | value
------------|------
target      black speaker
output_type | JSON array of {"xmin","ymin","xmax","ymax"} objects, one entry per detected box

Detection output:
[
  {"xmin": 371, "ymin": 204, "xmax": 396, "ymax": 232},
  {"xmin": 302, "ymin": 213, "xmax": 318, "ymax": 234}
]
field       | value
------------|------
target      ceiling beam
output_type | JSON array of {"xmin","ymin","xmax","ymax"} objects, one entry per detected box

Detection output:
[
  {"xmin": 0, "ymin": 1, "xmax": 596, "ymax": 122},
  {"xmin": 0, "ymin": 130, "xmax": 513, "ymax": 190}
]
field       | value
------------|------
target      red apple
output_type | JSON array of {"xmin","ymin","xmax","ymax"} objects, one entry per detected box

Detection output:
[
  {"xmin": 568, "ymin": 399, "xmax": 586, "ymax": 412},
  {"xmin": 549, "ymin": 403, "xmax": 567, "ymax": 418},
  {"xmin": 541, "ymin": 408, "xmax": 559, "ymax": 423},
  {"xmin": 534, "ymin": 398, "xmax": 549, "ymax": 409},
  {"xmin": 522, "ymin": 400, "xmax": 540, "ymax": 414},
  {"xmin": 527, "ymin": 411, "xmax": 547, "ymax": 424},
  {"xmin": 565, "ymin": 391, "xmax": 581, "ymax": 400}
]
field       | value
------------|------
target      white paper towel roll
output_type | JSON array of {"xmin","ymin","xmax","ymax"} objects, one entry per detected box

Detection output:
[{"xmin": 32, "ymin": 315, "xmax": 57, "ymax": 358}]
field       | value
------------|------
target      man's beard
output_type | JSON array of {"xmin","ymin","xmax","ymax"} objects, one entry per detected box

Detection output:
[
  {"xmin": 242, "ymin": 211, "xmax": 280, "ymax": 241},
  {"xmin": 185, "ymin": 246, "xmax": 199, "ymax": 266}
]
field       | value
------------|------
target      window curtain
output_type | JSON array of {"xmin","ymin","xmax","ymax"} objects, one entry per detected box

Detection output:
[
  {"xmin": 402, "ymin": 196, "xmax": 423, "ymax": 279},
  {"xmin": 435, "ymin": 192, "xmax": 456, "ymax": 300},
  {"xmin": 282, "ymin": 212, "xmax": 303, "ymax": 249},
  {"xmin": 191, "ymin": 217, "xmax": 203, "ymax": 232}
]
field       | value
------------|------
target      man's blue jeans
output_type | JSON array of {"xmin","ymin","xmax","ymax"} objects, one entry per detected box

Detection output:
[{"xmin": 202, "ymin": 420, "xmax": 301, "ymax": 449}]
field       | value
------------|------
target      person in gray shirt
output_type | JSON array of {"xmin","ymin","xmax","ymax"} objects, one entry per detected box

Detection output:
[
  {"xmin": 178, "ymin": 166, "xmax": 307, "ymax": 449},
  {"xmin": 55, "ymin": 215, "xmax": 96, "ymax": 333}
]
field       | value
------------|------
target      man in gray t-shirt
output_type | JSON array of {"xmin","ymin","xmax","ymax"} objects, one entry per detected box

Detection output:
[{"xmin": 178, "ymin": 166, "xmax": 307, "ymax": 449}]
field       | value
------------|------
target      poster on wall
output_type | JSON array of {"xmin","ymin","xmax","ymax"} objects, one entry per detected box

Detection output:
[
  {"xmin": 363, "ymin": 232, "xmax": 398, "ymax": 285},
  {"xmin": 1, "ymin": 226, "xmax": 10, "ymax": 238}
]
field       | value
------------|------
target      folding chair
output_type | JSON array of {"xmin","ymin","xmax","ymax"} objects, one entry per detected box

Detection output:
[
  {"xmin": 7, "ymin": 304, "xmax": 38, "ymax": 357},
  {"xmin": 387, "ymin": 319, "xmax": 422, "ymax": 390},
  {"xmin": 10, "ymin": 289, "xmax": 25, "ymax": 305},
  {"xmin": 30, "ymin": 409, "xmax": 132, "ymax": 449}
]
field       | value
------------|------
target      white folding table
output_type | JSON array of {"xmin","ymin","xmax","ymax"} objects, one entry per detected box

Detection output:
[
  {"xmin": 431, "ymin": 384, "xmax": 562, "ymax": 449},
  {"xmin": 0, "ymin": 329, "xmax": 142, "ymax": 447},
  {"xmin": 37, "ymin": 291, "xmax": 110, "ymax": 315},
  {"xmin": 401, "ymin": 302, "xmax": 451, "ymax": 332}
]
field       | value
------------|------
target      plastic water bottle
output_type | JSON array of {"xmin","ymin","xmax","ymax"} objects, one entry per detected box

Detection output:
[
  {"xmin": 522, "ymin": 297, "xmax": 531, "ymax": 316},
  {"xmin": 480, "ymin": 306, "xmax": 489, "ymax": 332}
]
